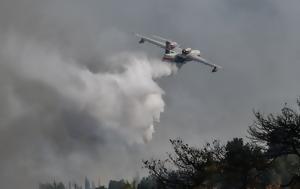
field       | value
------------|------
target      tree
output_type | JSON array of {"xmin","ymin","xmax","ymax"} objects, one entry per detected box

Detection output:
[
  {"xmin": 143, "ymin": 138, "xmax": 225, "ymax": 188},
  {"xmin": 220, "ymin": 138, "xmax": 268, "ymax": 189},
  {"xmin": 108, "ymin": 180, "xmax": 126, "ymax": 189},
  {"xmin": 95, "ymin": 186, "xmax": 107, "ymax": 189},
  {"xmin": 137, "ymin": 176, "xmax": 157, "ymax": 189},
  {"xmin": 39, "ymin": 181, "xmax": 66, "ymax": 189},
  {"xmin": 249, "ymin": 100, "xmax": 300, "ymax": 158},
  {"xmin": 144, "ymin": 138, "xmax": 270, "ymax": 189},
  {"xmin": 248, "ymin": 99, "xmax": 300, "ymax": 187}
]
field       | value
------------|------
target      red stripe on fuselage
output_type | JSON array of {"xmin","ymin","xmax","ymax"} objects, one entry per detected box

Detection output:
[{"xmin": 162, "ymin": 56, "xmax": 174, "ymax": 62}]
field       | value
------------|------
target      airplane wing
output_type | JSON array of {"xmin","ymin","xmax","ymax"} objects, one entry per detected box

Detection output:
[
  {"xmin": 135, "ymin": 33, "xmax": 166, "ymax": 49},
  {"xmin": 152, "ymin": 35, "xmax": 180, "ymax": 48},
  {"xmin": 188, "ymin": 54, "xmax": 222, "ymax": 72}
]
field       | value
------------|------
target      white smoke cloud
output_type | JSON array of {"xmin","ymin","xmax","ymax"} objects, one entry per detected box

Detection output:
[
  {"xmin": 3, "ymin": 33, "xmax": 175, "ymax": 145},
  {"xmin": 0, "ymin": 32, "xmax": 179, "ymax": 187}
]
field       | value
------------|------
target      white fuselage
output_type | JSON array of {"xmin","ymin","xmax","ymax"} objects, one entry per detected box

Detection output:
[{"xmin": 162, "ymin": 49, "xmax": 201, "ymax": 63}]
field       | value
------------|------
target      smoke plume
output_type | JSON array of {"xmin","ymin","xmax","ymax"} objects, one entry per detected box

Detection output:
[
  {"xmin": 2, "ymin": 0, "xmax": 300, "ymax": 188},
  {"xmin": 6, "ymin": 35, "xmax": 175, "ymax": 142},
  {"xmin": 0, "ymin": 1, "xmax": 179, "ymax": 187},
  {"xmin": 0, "ymin": 29, "xmax": 177, "ymax": 187}
]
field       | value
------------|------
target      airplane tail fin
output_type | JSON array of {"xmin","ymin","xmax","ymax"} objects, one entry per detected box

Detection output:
[{"xmin": 165, "ymin": 41, "xmax": 171, "ymax": 54}]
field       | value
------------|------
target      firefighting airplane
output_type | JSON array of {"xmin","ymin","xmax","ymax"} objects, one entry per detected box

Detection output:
[{"xmin": 135, "ymin": 33, "xmax": 221, "ymax": 72}]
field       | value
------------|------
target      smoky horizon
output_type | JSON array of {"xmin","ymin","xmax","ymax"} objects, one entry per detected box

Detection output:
[{"xmin": 0, "ymin": 0, "xmax": 300, "ymax": 188}]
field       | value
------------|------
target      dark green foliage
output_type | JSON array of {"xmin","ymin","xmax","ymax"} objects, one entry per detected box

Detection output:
[
  {"xmin": 96, "ymin": 186, "xmax": 107, "ymax": 189},
  {"xmin": 247, "ymin": 99, "xmax": 300, "ymax": 187},
  {"xmin": 137, "ymin": 176, "xmax": 157, "ymax": 189},
  {"xmin": 108, "ymin": 180, "xmax": 126, "ymax": 189},
  {"xmin": 249, "ymin": 99, "xmax": 300, "ymax": 158},
  {"xmin": 143, "ymin": 139, "xmax": 224, "ymax": 188},
  {"xmin": 220, "ymin": 138, "xmax": 268, "ymax": 189},
  {"xmin": 144, "ymin": 138, "xmax": 270, "ymax": 189}
]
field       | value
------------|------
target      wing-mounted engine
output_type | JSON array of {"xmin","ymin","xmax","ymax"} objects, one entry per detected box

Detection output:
[{"xmin": 182, "ymin": 48, "xmax": 192, "ymax": 55}]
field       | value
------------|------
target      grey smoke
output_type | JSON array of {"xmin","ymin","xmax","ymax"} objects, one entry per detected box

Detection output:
[
  {"xmin": 1, "ymin": 0, "xmax": 300, "ymax": 188},
  {"xmin": 0, "ymin": 1, "xmax": 176, "ymax": 187},
  {"xmin": 0, "ymin": 31, "xmax": 174, "ymax": 187}
]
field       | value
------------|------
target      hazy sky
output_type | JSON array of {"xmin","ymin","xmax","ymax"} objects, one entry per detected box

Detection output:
[{"xmin": 1, "ymin": 0, "xmax": 300, "ymax": 188}]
